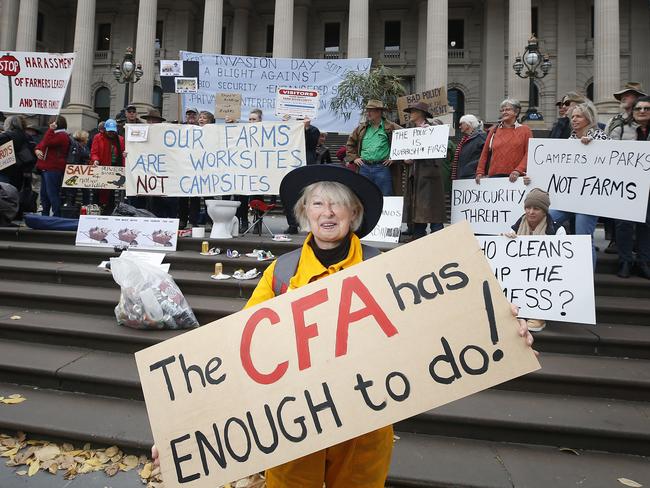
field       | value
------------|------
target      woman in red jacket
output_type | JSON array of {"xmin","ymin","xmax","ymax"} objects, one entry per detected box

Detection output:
[
  {"xmin": 90, "ymin": 118, "xmax": 125, "ymax": 213},
  {"xmin": 35, "ymin": 116, "xmax": 69, "ymax": 217}
]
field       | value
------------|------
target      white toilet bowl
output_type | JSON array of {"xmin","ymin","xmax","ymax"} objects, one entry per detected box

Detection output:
[{"xmin": 206, "ymin": 200, "xmax": 241, "ymax": 239}]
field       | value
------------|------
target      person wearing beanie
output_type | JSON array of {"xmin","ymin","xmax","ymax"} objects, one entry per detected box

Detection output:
[{"xmin": 504, "ymin": 188, "xmax": 565, "ymax": 332}]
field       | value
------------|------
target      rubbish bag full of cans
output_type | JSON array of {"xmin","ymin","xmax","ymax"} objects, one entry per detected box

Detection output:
[{"xmin": 110, "ymin": 253, "xmax": 199, "ymax": 330}]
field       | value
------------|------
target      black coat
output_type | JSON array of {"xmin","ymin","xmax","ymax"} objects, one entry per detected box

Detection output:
[
  {"xmin": 549, "ymin": 117, "xmax": 571, "ymax": 139},
  {"xmin": 0, "ymin": 129, "xmax": 30, "ymax": 189},
  {"xmin": 304, "ymin": 125, "xmax": 321, "ymax": 165},
  {"xmin": 456, "ymin": 130, "xmax": 487, "ymax": 179}
]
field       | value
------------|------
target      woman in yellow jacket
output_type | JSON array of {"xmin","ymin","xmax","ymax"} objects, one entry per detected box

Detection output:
[{"xmin": 247, "ymin": 164, "xmax": 391, "ymax": 487}]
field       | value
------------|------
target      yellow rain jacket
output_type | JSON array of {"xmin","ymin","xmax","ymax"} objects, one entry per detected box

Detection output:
[{"xmin": 245, "ymin": 233, "xmax": 394, "ymax": 488}]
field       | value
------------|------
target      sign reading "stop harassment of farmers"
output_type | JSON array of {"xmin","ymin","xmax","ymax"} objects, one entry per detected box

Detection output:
[
  {"xmin": 0, "ymin": 51, "xmax": 75, "ymax": 115},
  {"xmin": 135, "ymin": 221, "xmax": 540, "ymax": 488}
]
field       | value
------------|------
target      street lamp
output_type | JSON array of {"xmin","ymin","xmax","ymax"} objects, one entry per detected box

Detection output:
[
  {"xmin": 513, "ymin": 35, "xmax": 551, "ymax": 121},
  {"xmin": 112, "ymin": 47, "xmax": 144, "ymax": 110}
]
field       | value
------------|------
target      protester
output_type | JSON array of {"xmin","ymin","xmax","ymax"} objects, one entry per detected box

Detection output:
[
  {"xmin": 504, "ymin": 188, "xmax": 566, "ymax": 332},
  {"xmin": 198, "ymin": 110, "xmax": 215, "ymax": 126},
  {"xmin": 475, "ymin": 99, "xmax": 532, "ymax": 183},
  {"xmin": 346, "ymin": 99, "xmax": 402, "ymax": 196},
  {"xmin": 142, "ymin": 109, "xmax": 166, "ymax": 124},
  {"xmin": 90, "ymin": 118, "xmax": 125, "ymax": 214},
  {"xmin": 549, "ymin": 96, "xmax": 572, "ymax": 139},
  {"xmin": 248, "ymin": 108, "xmax": 262, "ymax": 123},
  {"xmin": 402, "ymin": 103, "xmax": 446, "ymax": 239},
  {"xmin": 315, "ymin": 132, "xmax": 333, "ymax": 164},
  {"xmin": 0, "ymin": 116, "xmax": 32, "ymax": 191},
  {"xmin": 178, "ymin": 108, "xmax": 201, "ymax": 229},
  {"xmin": 605, "ymin": 82, "xmax": 647, "ymax": 137},
  {"xmin": 63, "ymin": 130, "xmax": 91, "ymax": 207},
  {"xmin": 124, "ymin": 103, "xmax": 143, "ymax": 124},
  {"xmin": 34, "ymin": 116, "xmax": 70, "ymax": 217},
  {"xmin": 613, "ymin": 96, "xmax": 650, "ymax": 279},
  {"xmin": 151, "ymin": 164, "xmax": 536, "ymax": 486},
  {"xmin": 115, "ymin": 110, "xmax": 127, "ymax": 136},
  {"xmin": 451, "ymin": 114, "xmax": 486, "ymax": 180},
  {"xmin": 545, "ymin": 101, "xmax": 608, "ymax": 269}
]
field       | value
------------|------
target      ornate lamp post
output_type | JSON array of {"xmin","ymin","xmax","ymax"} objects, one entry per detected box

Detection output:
[
  {"xmin": 112, "ymin": 47, "xmax": 144, "ymax": 109},
  {"xmin": 513, "ymin": 36, "xmax": 551, "ymax": 121}
]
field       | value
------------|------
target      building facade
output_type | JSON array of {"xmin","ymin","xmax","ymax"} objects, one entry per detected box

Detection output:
[{"xmin": 0, "ymin": 0, "xmax": 649, "ymax": 131}]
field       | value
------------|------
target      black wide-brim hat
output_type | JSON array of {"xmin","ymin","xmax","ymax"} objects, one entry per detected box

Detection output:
[{"xmin": 280, "ymin": 165, "xmax": 384, "ymax": 239}]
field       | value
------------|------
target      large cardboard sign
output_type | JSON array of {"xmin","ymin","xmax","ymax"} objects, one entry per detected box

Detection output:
[
  {"xmin": 62, "ymin": 164, "xmax": 126, "ymax": 190},
  {"xmin": 0, "ymin": 140, "xmax": 16, "ymax": 171},
  {"xmin": 361, "ymin": 196, "xmax": 403, "ymax": 243},
  {"xmin": 390, "ymin": 125, "xmax": 450, "ymax": 160},
  {"xmin": 527, "ymin": 139, "xmax": 650, "ymax": 223},
  {"xmin": 135, "ymin": 221, "xmax": 540, "ymax": 488},
  {"xmin": 275, "ymin": 88, "xmax": 320, "ymax": 119},
  {"xmin": 215, "ymin": 93, "xmax": 242, "ymax": 121},
  {"xmin": 477, "ymin": 235, "xmax": 595, "ymax": 324},
  {"xmin": 124, "ymin": 122, "xmax": 306, "ymax": 196},
  {"xmin": 397, "ymin": 86, "xmax": 448, "ymax": 125},
  {"xmin": 76, "ymin": 215, "xmax": 179, "ymax": 251},
  {"xmin": 0, "ymin": 51, "xmax": 75, "ymax": 115},
  {"xmin": 451, "ymin": 178, "xmax": 530, "ymax": 235},
  {"xmin": 179, "ymin": 51, "xmax": 371, "ymax": 133}
]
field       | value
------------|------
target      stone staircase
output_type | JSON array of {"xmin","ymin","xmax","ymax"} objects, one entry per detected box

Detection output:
[{"xmin": 0, "ymin": 227, "xmax": 649, "ymax": 487}]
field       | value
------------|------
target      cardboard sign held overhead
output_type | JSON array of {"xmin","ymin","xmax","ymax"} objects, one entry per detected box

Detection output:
[
  {"xmin": 135, "ymin": 221, "xmax": 539, "ymax": 488},
  {"xmin": 477, "ymin": 235, "xmax": 596, "ymax": 324},
  {"xmin": 397, "ymin": 86, "xmax": 448, "ymax": 125},
  {"xmin": 0, "ymin": 140, "xmax": 16, "ymax": 171},
  {"xmin": 527, "ymin": 139, "xmax": 650, "ymax": 223},
  {"xmin": 215, "ymin": 92, "xmax": 242, "ymax": 120}
]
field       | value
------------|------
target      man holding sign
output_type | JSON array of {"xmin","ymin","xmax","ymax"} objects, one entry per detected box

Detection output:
[{"xmin": 147, "ymin": 165, "xmax": 537, "ymax": 488}]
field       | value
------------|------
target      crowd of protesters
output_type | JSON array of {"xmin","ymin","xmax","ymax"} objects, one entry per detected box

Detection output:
[{"xmin": 0, "ymin": 81, "xmax": 648, "ymax": 280}]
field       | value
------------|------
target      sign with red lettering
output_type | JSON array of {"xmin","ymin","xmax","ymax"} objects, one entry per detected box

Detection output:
[
  {"xmin": 276, "ymin": 87, "xmax": 320, "ymax": 119},
  {"xmin": 0, "ymin": 51, "xmax": 75, "ymax": 115},
  {"xmin": 62, "ymin": 164, "xmax": 126, "ymax": 190},
  {"xmin": 135, "ymin": 221, "xmax": 540, "ymax": 488}
]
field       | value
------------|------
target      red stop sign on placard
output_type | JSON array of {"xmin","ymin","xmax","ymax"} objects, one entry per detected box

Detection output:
[{"xmin": 0, "ymin": 55, "xmax": 20, "ymax": 76}]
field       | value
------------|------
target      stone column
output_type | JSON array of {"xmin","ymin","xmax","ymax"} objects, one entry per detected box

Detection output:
[
  {"xmin": 60, "ymin": 0, "xmax": 99, "ymax": 131},
  {"xmin": 132, "ymin": 0, "xmax": 158, "ymax": 111},
  {"xmin": 629, "ymin": 0, "xmax": 649, "ymax": 97},
  {"xmin": 273, "ymin": 0, "xmax": 294, "ymax": 58},
  {"xmin": 415, "ymin": 0, "xmax": 427, "ymax": 91},
  {"xmin": 507, "ymin": 0, "xmax": 531, "ymax": 106},
  {"xmin": 347, "ymin": 0, "xmax": 368, "ymax": 58},
  {"xmin": 425, "ymin": 0, "xmax": 447, "ymax": 90},
  {"xmin": 0, "ymin": 0, "xmax": 19, "ymax": 51},
  {"xmin": 15, "ymin": 0, "xmax": 39, "ymax": 51},
  {"xmin": 555, "ymin": 0, "xmax": 576, "ymax": 101},
  {"xmin": 593, "ymin": 0, "xmax": 620, "ymax": 119},
  {"xmin": 202, "ymin": 0, "xmax": 223, "ymax": 54},
  {"xmin": 481, "ymin": 0, "xmax": 506, "ymax": 121},
  {"xmin": 231, "ymin": 4, "xmax": 250, "ymax": 55},
  {"xmin": 293, "ymin": 0, "xmax": 310, "ymax": 58}
]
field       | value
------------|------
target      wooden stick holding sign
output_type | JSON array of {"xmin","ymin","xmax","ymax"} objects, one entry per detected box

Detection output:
[{"xmin": 135, "ymin": 221, "xmax": 539, "ymax": 488}]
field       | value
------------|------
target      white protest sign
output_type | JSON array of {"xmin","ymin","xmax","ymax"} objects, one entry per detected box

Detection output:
[
  {"xmin": 175, "ymin": 77, "xmax": 198, "ymax": 94},
  {"xmin": 0, "ymin": 51, "xmax": 75, "ymax": 115},
  {"xmin": 126, "ymin": 125, "xmax": 149, "ymax": 142},
  {"xmin": 179, "ymin": 51, "xmax": 371, "ymax": 133},
  {"xmin": 451, "ymin": 178, "xmax": 529, "ymax": 235},
  {"xmin": 124, "ymin": 122, "xmax": 306, "ymax": 196},
  {"xmin": 527, "ymin": 139, "xmax": 650, "ymax": 223},
  {"xmin": 135, "ymin": 221, "xmax": 539, "ymax": 488},
  {"xmin": 76, "ymin": 215, "xmax": 179, "ymax": 251},
  {"xmin": 361, "ymin": 196, "xmax": 403, "ymax": 243},
  {"xmin": 476, "ymin": 235, "xmax": 595, "ymax": 324},
  {"xmin": 0, "ymin": 140, "xmax": 16, "ymax": 171},
  {"xmin": 390, "ymin": 125, "xmax": 450, "ymax": 160},
  {"xmin": 62, "ymin": 165, "xmax": 126, "ymax": 190},
  {"xmin": 161, "ymin": 60, "xmax": 183, "ymax": 76},
  {"xmin": 276, "ymin": 88, "xmax": 320, "ymax": 119}
]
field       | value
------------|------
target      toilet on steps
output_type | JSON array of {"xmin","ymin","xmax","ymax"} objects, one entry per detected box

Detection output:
[{"xmin": 206, "ymin": 200, "xmax": 240, "ymax": 239}]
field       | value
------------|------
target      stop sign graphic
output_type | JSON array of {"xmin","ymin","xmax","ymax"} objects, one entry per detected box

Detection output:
[{"xmin": 0, "ymin": 55, "xmax": 20, "ymax": 76}]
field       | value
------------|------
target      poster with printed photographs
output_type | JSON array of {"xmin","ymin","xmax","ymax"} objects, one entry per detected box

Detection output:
[{"xmin": 75, "ymin": 215, "xmax": 179, "ymax": 251}]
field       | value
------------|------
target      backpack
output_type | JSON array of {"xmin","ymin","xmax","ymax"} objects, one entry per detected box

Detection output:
[
  {"xmin": 271, "ymin": 244, "xmax": 381, "ymax": 295},
  {"xmin": 65, "ymin": 135, "xmax": 84, "ymax": 164}
]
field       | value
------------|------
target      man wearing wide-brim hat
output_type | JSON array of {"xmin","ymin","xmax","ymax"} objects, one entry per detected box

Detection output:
[
  {"xmin": 345, "ymin": 99, "xmax": 402, "ymax": 196},
  {"xmin": 606, "ymin": 82, "xmax": 648, "ymax": 136},
  {"xmin": 141, "ymin": 108, "xmax": 166, "ymax": 124}
]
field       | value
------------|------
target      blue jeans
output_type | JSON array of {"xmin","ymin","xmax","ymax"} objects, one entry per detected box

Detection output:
[
  {"xmin": 359, "ymin": 164, "xmax": 393, "ymax": 196},
  {"xmin": 41, "ymin": 170, "xmax": 64, "ymax": 217},
  {"xmin": 549, "ymin": 209, "xmax": 598, "ymax": 269}
]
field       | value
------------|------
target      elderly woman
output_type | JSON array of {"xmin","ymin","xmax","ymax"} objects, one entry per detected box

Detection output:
[
  {"xmin": 403, "ymin": 102, "xmax": 447, "ymax": 238},
  {"xmin": 612, "ymin": 96, "xmax": 650, "ymax": 279},
  {"xmin": 198, "ymin": 110, "xmax": 215, "ymax": 126},
  {"xmin": 151, "ymin": 164, "xmax": 536, "ymax": 486},
  {"xmin": 504, "ymin": 188, "xmax": 565, "ymax": 332},
  {"xmin": 451, "ymin": 114, "xmax": 487, "ymax": 179},
  {"xmin": 35, "ymin": 116, "xmax": 70, "ymax": 217},
  {"xmin": 475, "ymin": 99, "xmax": 532, "ymax": 183}
]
